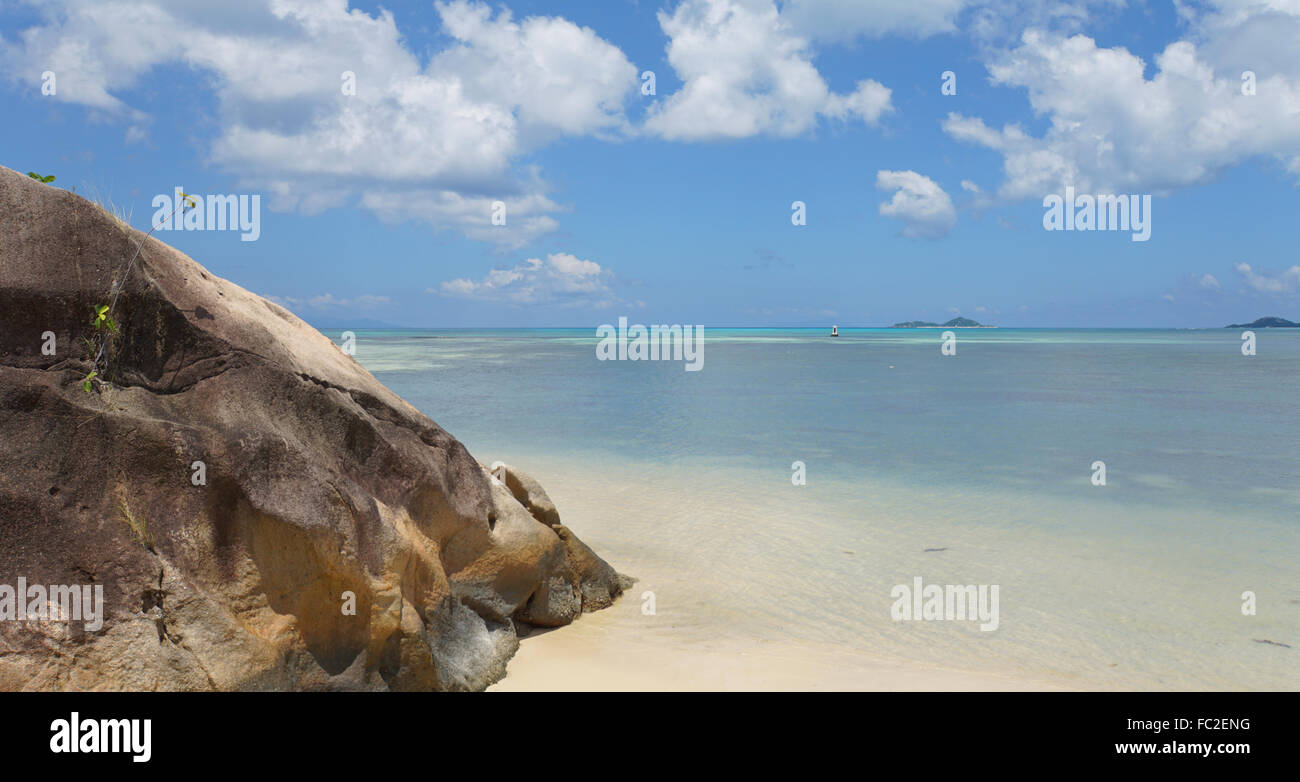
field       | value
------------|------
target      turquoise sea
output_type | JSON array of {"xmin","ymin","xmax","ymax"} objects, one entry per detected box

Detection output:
[{"xmin": 330, "ymin": 327, "xmax": 1299, "ymax": 690}]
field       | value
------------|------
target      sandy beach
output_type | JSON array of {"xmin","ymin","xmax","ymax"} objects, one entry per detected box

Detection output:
[
  {"xmin": 452, "ymin": 435, "xmax": 1297, "ymax": 693},
  {"xmin": 482, "ymin": 448, "xmax": 1075, "ymax": 692},
  {"xmin": 491, "ymin": 605, "xmax": 1062, "ymax": 691}
]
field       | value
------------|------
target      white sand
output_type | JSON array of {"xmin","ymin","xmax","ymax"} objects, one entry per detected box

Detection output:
[
  {"xmin": 477, "ymin": 451, "xmax": 1296, "ymax": 692},
  {"xmin": 490, "ymin": 599, "xmax": 1062, "ymax": 692}
]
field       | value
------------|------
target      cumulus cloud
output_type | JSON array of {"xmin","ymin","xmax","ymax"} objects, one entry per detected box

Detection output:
[
  {"xmin": 1233, "ymin": 261, "xmax": 1300, "ymax": 294},
  {"xmin": 1199, "ymin": 273, "xmax": 1222, "ymax": 290},
  {"xmin": 644, "ymin": 0, "xmax": 892, "ymax": 140},
  {"xmin": 0, "ymin": 0, "xmax": 637, "ymax": 246},
  {"xmin": 27, "ymin": 0, "xmax": 1287, "ymax": 253},
  {"xmin": 433, "ymin": 1, "xmax": 636, "ymax": 144},
  {"xmin": 434, "ymin": 253, "xmax": 620, "ymax": 307},
  {"xmin": 875, "ymin": 170, "xmax": 957, "ymax": 238},
  {"xmin": 944, "ymin": 7, "xmax": 1300, "ymax": 201},
  {"xmin": 360, "ymin": 187, "xmax": 563, "ymax": 250}
]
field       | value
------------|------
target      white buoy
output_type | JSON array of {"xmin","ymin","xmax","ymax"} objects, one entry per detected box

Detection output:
[{"xmin": 831, "ymin": 325, "xmax": 839, "ymax": 337}]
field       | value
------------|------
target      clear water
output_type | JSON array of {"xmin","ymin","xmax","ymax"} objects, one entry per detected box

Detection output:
[{"xmin": 332, "ymin": 327, "xmax": 1300, "ymax": 690}]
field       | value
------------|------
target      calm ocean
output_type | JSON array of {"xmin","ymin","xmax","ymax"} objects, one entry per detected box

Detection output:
[{"xmin": 331, "ymin": 327, "xmax": 1299, "ymax": 689}]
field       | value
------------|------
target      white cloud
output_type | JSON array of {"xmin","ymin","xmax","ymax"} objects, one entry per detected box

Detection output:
[
  {"xmin": 945, "ymin": 11, "xmax": 1300, "ymax": 201},
  {"xmin": 433, "ymin": 1, "xmax": 637, "ymax": 144},
  {"xmin": 1186, "ymin": 0, "xmax": 1300, "ymax": 82},
  {"xmin": 875, "ymin": 170, "xmax": 957, "ymax": 238},
  {"xmin": 962, "ymin": 0, "xmax": 1123, "ymax": 44},
  {"xmin": 1199, "ymin": 273, "xmax": 1222, "ymax": 290},
  {"xmin": 360, "ymin": 187, "xmax": 563, "ymax": 250},
  {"xmin": 1233, "ymin": 261, "xmax": 1300, "ymax": 294},
  {"xmin": 644, "ymin": 0, "xmax": 892, "ymax": 140},
  {"xmin": 779, "ymin": 0, "xmax": 970, "ymax": 41},
  {"xmin": 434, "ymin": 253, "xmax": 620, "ymax": 307},
  {"xmin": 776, "ymin": 0, "xmax": 1118, "ymax": 45},
  {"xmin": 0, "ymin": 0, "xmax": 638, "ymax": 246}
]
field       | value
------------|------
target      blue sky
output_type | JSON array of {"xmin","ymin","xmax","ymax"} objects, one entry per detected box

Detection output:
[{"xmin": 2, "ymin": 0, "xmax": 1299, "ymax": 327}]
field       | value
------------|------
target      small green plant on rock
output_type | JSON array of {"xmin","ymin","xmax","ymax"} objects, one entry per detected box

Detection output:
[
  {"xmin": 80, "ymin": 192, "xmax": 196, "ymax": 393},
  {"xmin": 27, "ymin": 171, "xmax": 56, "ymax": 183},
  {"xmin": 81, "ymin": 305, "xmax": 120, "ymax": 392},
  {"xmin": 91, "ymin": 304, "xmax": 118, "ymax": 333}
]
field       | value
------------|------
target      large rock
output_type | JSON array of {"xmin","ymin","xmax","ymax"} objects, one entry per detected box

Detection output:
[
  {"xmin": 490, "ymin": 463, "xmax": 634, "ymax": 626},
  {"xmin": 0, "ymin": 165, "xmax": 629, "ymax": 691}
]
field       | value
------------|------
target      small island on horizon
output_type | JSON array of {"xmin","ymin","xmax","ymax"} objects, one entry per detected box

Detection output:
[
  {"xmin": 890, "ymin": 316, "xmax": 995, "ymax": 328},
  {"xmin": 1224, "ymin": 316, "xmax": 1299, "ymax": 328}
]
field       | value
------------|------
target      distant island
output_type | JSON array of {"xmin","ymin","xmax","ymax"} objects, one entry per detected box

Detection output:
[
  {"xmin": 1224, "ymin": 316, "xmax": 1299, "ymax": 328},
  {"xmin": 890, "ymin": 317, "xmax": 995, "ymax": 328}
]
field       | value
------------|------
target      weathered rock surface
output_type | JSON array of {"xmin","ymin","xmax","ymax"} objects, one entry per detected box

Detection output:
[
  {"xmin": 490, "ymin": 461, "xmax": 561, "ymax": 528},
  {"xmin": 490, "ymin": 463, "xmax": 634, "ymax": 626},
  {"xmin": 0, "ymin": 165, "xmax": 629, "ymax": 691}
]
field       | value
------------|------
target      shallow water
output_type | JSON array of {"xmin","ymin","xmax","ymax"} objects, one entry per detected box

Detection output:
[{"xmin": 336, "ymin": 327, "xmax": 1299, "ymax": 690}]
